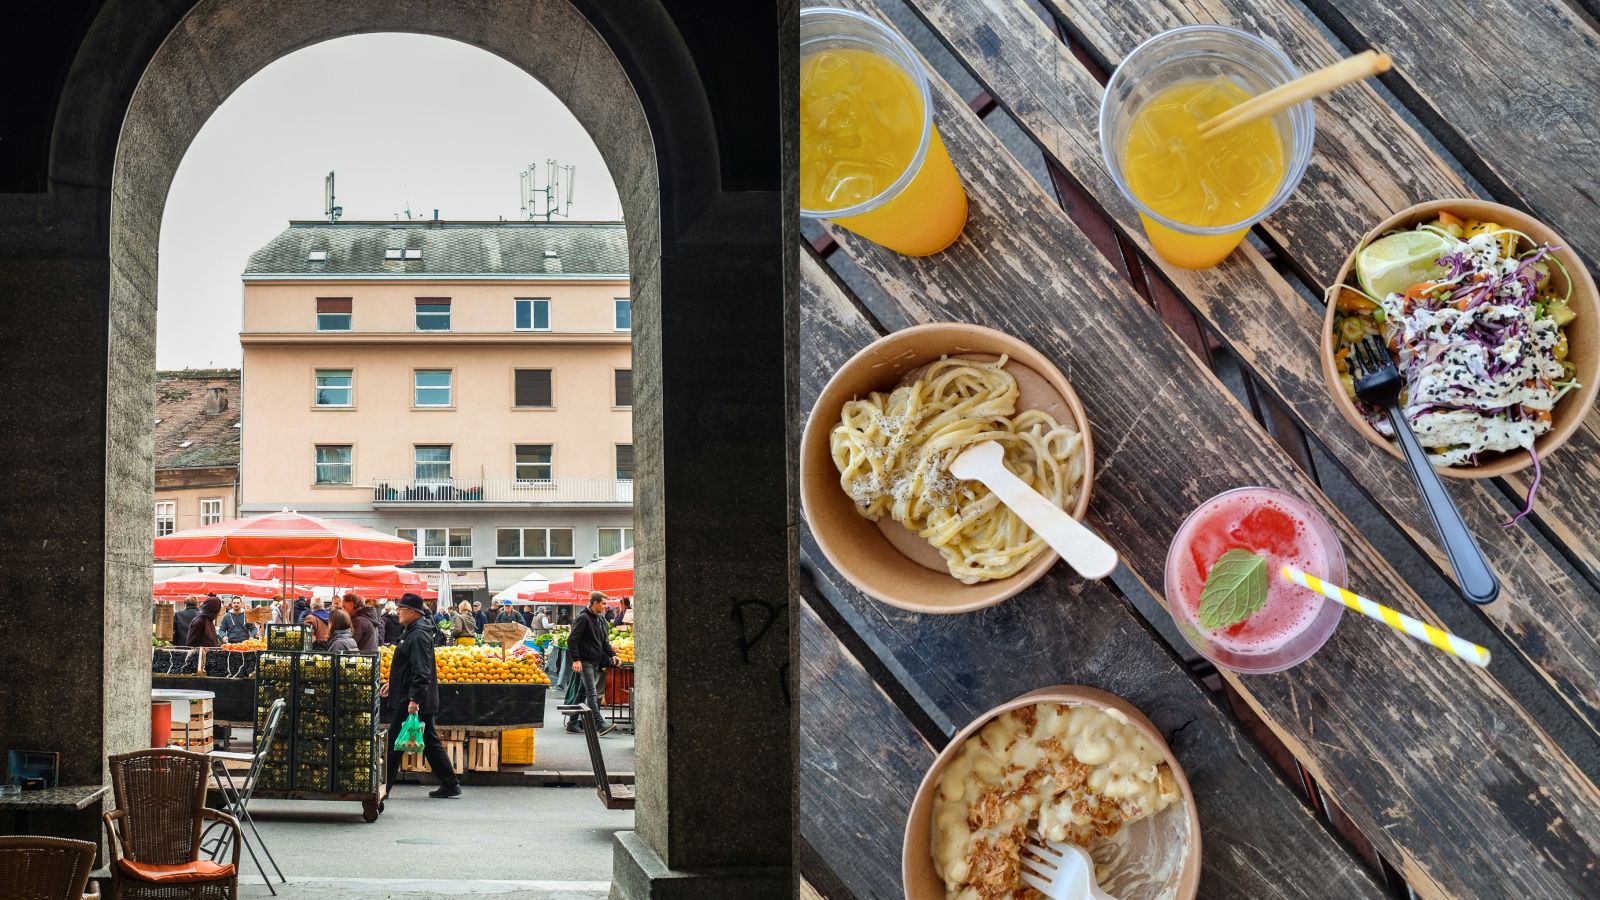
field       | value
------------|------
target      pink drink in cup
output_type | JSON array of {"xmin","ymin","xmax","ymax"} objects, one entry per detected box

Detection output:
[{"xmin": 1165, "ymin": 487, "xmax": 1344, "ymax": 673}]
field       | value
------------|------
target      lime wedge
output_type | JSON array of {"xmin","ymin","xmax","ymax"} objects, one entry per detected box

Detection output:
[{"xmin": 1356, "ymin": 230, "xmax": 1456, "ymax": 299}]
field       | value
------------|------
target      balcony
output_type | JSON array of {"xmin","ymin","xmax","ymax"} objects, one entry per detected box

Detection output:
[{"xmin": 371, "ymin": 476, "xmax": 634, "ymax": 507}]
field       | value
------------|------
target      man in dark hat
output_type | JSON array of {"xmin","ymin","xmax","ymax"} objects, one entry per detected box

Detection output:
[{"xmin": 381, "ymin": 593, "xmax": 462, "ymax": 800}]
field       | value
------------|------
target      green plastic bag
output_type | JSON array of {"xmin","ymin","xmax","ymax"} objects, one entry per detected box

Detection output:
[{"xmin": 393, "ymin": 712, "xmax": 425, "ymax": 753}]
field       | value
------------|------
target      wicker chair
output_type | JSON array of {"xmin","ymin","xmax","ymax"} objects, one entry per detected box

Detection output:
[
  {"xmin": 104, "ymin": 749, "xmax": 240, "ymax": 900},
  {"xmin": 0, "ymin": 835, "xmax": 98, "ymax": 899}
]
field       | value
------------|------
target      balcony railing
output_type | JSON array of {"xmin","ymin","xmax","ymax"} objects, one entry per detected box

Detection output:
[
  {"xmin": 372, "ymin": 477, "xmax": 634, "ymax": 505},
  {"xmin": 419, "ymin": 545, "xmax": 475, "ymax": 559}
]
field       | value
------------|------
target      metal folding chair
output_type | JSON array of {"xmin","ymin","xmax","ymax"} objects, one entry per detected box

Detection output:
[
  {"xmin": 557, "ymin": 703, "xmax": 635, "ymax": 810},
  {"xmin": 204, "ymin": 698, "xmax": 286, "ymax": 894}
]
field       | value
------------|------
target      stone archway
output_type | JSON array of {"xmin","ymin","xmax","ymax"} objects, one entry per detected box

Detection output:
[{"xmin": 0, "ymin": 1, "xmax": 791, "ymax": 897}]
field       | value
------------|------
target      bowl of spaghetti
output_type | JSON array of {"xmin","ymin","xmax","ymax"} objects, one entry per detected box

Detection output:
[{"xmin": 800, "ymin": 322, "xmax": 1094, "ymax": 613}]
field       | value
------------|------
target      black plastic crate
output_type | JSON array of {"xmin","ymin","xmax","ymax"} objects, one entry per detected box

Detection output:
[
  {"xmin": 296, "ymin": 651, "xmax": 335, "ymax": 683},
  {"xmin": 295, "ymin": 705, "xmax": 332, "ymax": 736},
  {"xmin": 334, "ymin": 734, "xmax": 379, "ymax": 769},
  {"xmin": 294, "ymin": 761, "xmax": 331, "ymax": 793},
  {"xmin": 265, "ymin": 624, "xmax": 311, "ymax": 651},
  {"xmin": 297, "ymin": 679, "xmax": 335, "ymax": 712},
  {"xmin": 333, "ymin": 763, "xmax": 378, "ymax": 794},
  {"xmin": 256, "ymin": 651, "xmax": 296, "ymax": 684},
  {"xmin": 295, "ymin": 735, "xmax": 331, "ymax": 765},
  {"xmin": 257, "ymin": 761, "xmax": 291, "ymax": 792}
]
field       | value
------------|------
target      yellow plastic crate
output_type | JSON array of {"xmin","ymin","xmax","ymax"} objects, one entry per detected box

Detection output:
[{"xmin": 500, "ymin": 727, "xmax": 535, "ymax": 766}]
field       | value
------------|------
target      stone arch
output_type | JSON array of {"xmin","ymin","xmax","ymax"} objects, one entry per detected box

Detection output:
[{"xmin": 8, "ymin": 0, "xmax": 792, "ymax": 895}]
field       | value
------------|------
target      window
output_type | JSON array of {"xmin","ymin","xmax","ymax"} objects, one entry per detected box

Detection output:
[
  {"xmin": 399, "ymin": 527, "xmax": 472, "ymax": 559},
  {"xmin": 316, "ymin": 297, "xmax": 351, "ymax": 331},
  {"xmin": 415, "ymin": 298, "xmax": 451, "ymax": 331},
  {"xmin": 515, "ymin": 444, "xmax": 553, "ymax": 483},
  {"xmin": 154, "ymin": 501, "xmax": 176, "ymax": 537},
  {"xmin": 385, "ymin": 248, "xmax": 403, "ymax": 260},
  {"xmin": 307, "ymin": 249, "xmax": 328, "ymax": 262},
  {"xmin": 314, "ymin": 369, "xmax": 353, "ymax": 407},
  {"xmin": 598, "ymin": 526, "xmax": 634, "ymax": 557},
  {"xmin": 614, "ymin": 369, "xmax": 633, "ymax": 407},
  {"xmin": 616, "ymin": 444, "xmax": 634, "ymax": 481},
  {"xmin": 496, "ymin": 527, "xmax": 574, "ymax": 563},
  {"xmin": 515, "ymin": 298, "xmax": 550, "ymax": 331},
  {"xmin": 314, "ymin": 445, "xmax": 352, "ymax": 485},
  {"xmin": 614, "ymin": 298, "xmax": 632, "ymax": 331},
  {"xmin": 513, "ymin": 369, "xmax": 553, "ymax": 408},
  {"xmin": 414, "ymin": 369, "xmax": 452, "ymax": 407},
  {"xmin": 414, "ymin": 445, "xmax": 452, "ymax": 481},
  {"xmin": 200, "ymin": 498, "xmax": 223, "ymax": 525},
  {"xmin": 404, "ymin": 248, "xmax": 422, "ymax": 260}
]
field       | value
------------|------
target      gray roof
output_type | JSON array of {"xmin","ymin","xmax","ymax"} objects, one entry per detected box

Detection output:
[{"xmin": 243, "ymin": 221, "xmax": 628, "ymax": 278}]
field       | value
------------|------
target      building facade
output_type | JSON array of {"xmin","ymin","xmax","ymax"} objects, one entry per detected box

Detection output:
[
  {"xmin": 239, "ymin": 221, "xmax": 634, "ymax": 601},
  {"xmin": 154, "ymin": 370, "xmax": 242, "ymax": 537}
]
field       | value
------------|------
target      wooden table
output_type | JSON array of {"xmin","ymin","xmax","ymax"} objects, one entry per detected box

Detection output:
[{"xmin": 797, "ymin": 1, "xmax": 1600, "ymax": 897}]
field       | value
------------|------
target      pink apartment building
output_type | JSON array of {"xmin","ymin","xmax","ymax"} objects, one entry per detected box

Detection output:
[{"xmin": 239, "ymin": 220, "xmax": 634, "ymax": 604}]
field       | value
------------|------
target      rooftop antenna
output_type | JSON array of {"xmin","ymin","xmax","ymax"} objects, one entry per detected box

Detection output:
[
  {"xmin": 324, "ymin": 171, "xmax": 343, "ymax": 223},
  {"xmin": 519, "ymin": 159, "xmax": 576, "ymax": 221}
]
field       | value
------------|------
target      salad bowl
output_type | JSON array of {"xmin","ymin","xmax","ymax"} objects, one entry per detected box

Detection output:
[{"xmin": 1320, "ymin": 199, "xmax": 1600, "ymax": 478}]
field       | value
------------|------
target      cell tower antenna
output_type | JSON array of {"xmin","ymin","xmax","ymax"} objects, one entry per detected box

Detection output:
[
  {"xmin": 519, "ymin": 160, "xmax": 576, "ymax": 221},
  {"xmin": 324, "ymin": 171, "xmax": 343, "ymax": 223}
]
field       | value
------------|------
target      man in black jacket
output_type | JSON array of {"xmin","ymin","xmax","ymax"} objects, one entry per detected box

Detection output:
[
  {"xmin": 170, "ymin": 597, "xmax": 201, "ymax": 647},
  {"xmin": 568, "ymin": 592, "xmax": 619, "ymax": 736},
  {"xmin": 381, "ymin": 593, "xmax": 462, "ymax": 799}
]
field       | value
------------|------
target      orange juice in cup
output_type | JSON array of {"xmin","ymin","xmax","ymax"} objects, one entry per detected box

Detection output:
[
  {"xmin": 800, "ymin": 8, "xmax": 968, "ymax": 257},
  {"xmin": 1100, "ymin": 26, "xmax": 1315, "ymax": 269}
]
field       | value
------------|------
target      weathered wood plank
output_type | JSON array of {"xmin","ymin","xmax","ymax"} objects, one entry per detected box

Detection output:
[
  {"xmin": 800, "ymin": 597, "xmax": 933, "ymax": 900},
  {"xmin": 1032, "ymin": 0, "xmax": 1600, "ymax": 606},
  {"xmin": 1300, "ymin": 0, "xmax": 1600, "ymax": 268},
  {"xmin": 795, "ymin": 350, "xmax": 1387, "ymax": 898},
  {"xmin": 901, "ymin": 0, "xmax": 1600, "ymax": 749},
  {"xmin": 807, "ymin": 4, "xmax": 1600, "ymax": 895}
]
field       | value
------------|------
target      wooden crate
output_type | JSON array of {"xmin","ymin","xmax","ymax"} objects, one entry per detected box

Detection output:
[
  {"xmin": 467, "ymin": 736, "xmax": 499, "ymax": 772},
  {"xmin": 155, "ymin": 604, "xmax": 175, "ymax": 642},
  {"xmin": 438, "ymin": 728, "xmax": 466, "ymax": 743},
  {"xmin": 401, "ymin": 740, "xmax": 465, "ymax": 773}
]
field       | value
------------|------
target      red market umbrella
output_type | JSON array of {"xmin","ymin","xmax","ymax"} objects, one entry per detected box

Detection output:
[
  {"xmin": 570, "ymin": 548, "xmax": 634, "ymax": 598},
  {"xmin": 247, "ymin": 564, "xmax": 429, "ymax": 596},
  {"xmin": 529, "ymin": 579, "xmax": 588, "ymax": 604},
  {"xmin": 157, "ymin": 511, "xmax": 414, "ymax": 600},
  {"xmin": 156, "ymin": 511, "xmax": 414, "ymax": 566},
  {"xmin": 153, "ymin": 573, "xmax": 280, "ymax": 600}
]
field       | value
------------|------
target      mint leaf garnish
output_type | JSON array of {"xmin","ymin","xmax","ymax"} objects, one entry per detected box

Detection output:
[{"xmin": 1197, "ymin": 549, "xmax": 1268, "ymax": 629}]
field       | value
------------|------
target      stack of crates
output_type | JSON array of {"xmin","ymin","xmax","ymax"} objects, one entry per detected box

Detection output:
[
  {"xmin": 333, "ymin": 653, "xmax": 381, "ymax": 793},
  {"xmin": 293, "ymin": 651, "xmax": 336, "ymax": 791},
  {"xmin": 253, "ymin": 651, "xmax": 296, "ymax": 790}
]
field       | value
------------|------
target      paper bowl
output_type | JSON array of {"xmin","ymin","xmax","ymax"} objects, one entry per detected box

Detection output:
[
  {"xmin": 1320, "ymin": 199, "xmax": 1600, "ymax": 478},
  {"xmin": 799, "ymin": 323, "xmax": 1093, "ymax": 614},
  {"xmin": 903, "ymin": 686, "xmax": 1202, "ymax": 900}
]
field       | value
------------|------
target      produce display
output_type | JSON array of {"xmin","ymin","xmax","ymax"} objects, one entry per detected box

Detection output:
[
  {"xmin": 221, "ymin": 637, "xmax": 266, "ymax": 652},
  {"xmin": 379, "ymin": 644, "xmax": 550, "ymax": 685},
  {"xmin": 613, "ymin": 635, "xmax": 635, "ymax": 664}
]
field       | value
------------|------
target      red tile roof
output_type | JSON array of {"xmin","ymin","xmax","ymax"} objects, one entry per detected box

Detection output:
[{"xmin": 155, "ymin": 369, "xmax": 240, "ymax": 470}]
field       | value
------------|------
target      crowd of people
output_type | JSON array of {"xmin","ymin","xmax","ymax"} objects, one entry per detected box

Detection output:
[{"xmin": 165, "ymin": 591, "xmax": 588, "ymax": 651}]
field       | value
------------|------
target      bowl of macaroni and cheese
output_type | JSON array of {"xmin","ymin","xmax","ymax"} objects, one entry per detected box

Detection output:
[
  {"xmin": 800, "ymin": 322, "xmax": 1095, "ymax": 614},
  {"xmin": 904, "ymin": 686, "xmax": 1200, "ymax": 900}
]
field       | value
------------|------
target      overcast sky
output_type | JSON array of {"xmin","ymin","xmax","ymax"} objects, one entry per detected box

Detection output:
[{"xmin": 157, "ymin": 33, "xmax": 622, "ymax": 369}]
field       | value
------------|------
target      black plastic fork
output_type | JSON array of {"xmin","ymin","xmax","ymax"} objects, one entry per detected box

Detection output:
[{"xmin": 1350, "ymin": 335, "xmax": 1500, "ymax": 604}]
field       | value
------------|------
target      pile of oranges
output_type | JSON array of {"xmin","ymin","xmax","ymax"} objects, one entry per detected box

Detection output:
[
  {"xmin": 220, "ymin": 637, "xmax": 266, "ymax": 652},
  {"xmin": 379, "ymin": 645, "xmax": 550, "ymax": 685}
]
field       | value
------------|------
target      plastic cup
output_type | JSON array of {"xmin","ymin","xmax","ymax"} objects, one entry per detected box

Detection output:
[
  {"xmin": 799, "ymin": 8, "xmax": 968, "ymax": 256},
  {"xmin": 1164, "ymin": 486, "xmax": 1345, "ymax": 674},
  {"xmin": 1099, "ymin": 26, "xmax": 1315, "ymax": 269}
]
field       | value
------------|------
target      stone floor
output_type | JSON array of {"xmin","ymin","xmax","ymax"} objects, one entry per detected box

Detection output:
[{"xmin": 239, "ymin": 783, "xmax": 629, "ymax": 897}]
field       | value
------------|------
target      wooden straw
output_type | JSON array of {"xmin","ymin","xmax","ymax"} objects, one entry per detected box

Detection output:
[
  {"xmin": 1281, "ymin": 566, "xmax": 1490, "ymax": 668},
  {"xmin": 1198, "ymin": 50, "xmax": 1392, "ymax": 139}
]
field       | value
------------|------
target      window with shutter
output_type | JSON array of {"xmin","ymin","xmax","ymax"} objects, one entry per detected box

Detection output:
[
  {"xmin": 513, "ymin": 369, "xmax": 553, "ymax": 408},
  {"xmin": 614, "ymin": 369, "xmax": 633, "ymax": 407},
  {"xmin": 316, "ymin": 297, "xmax": 352, "ymax": 331}
]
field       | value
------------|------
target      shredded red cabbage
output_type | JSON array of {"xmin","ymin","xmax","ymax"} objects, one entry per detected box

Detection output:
[{"xmin": 1502, "ymin": 443, "xmax": 1542, "ymax": 528}]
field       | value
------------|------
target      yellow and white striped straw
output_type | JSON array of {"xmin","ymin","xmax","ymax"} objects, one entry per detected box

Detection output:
[{"xmin": 1281, "ymin": 566, "xmax": 1490, "ymax": 668}]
